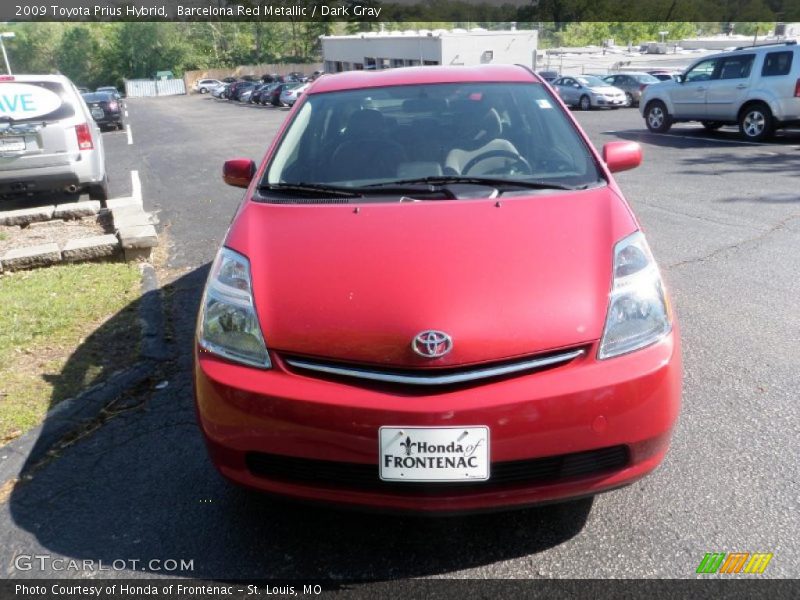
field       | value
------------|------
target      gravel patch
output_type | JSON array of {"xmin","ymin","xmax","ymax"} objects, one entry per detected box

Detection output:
[{"xmin": 0, "ymin": 214, "xmax": 112, "ymax": 254}]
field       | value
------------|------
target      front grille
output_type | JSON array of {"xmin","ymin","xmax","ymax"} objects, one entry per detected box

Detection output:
[
  {"xmin": 245, "ymin": 445, "xmax": 629, "ymax": 495},
  {"xmin": 283, "ymin": 347, "xmax": 586, "ymax": 388}
]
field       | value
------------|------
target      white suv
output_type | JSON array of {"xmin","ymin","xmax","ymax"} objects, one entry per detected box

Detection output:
[
  {"xmin": 641, "ymin": 41, "xmax": 800, "ymax": 141},
  {"xmin": 193, "ymin": 79, "xmax": 223, "ymax": 94},
  {"xmin": 0, "ymin": 74, "xmax": 107, "ymax": 200}
]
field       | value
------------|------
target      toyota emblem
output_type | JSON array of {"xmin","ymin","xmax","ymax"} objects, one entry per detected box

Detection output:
[{"xmin": 412, "ymin": 330, "xmax": 453, "ymax": 358}]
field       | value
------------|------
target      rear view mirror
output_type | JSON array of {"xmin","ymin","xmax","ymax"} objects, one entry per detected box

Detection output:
[
  {"xmin": 223, "ymin": 158, "xmax": 256, "ymax": 188},
  {"xmin": 602, "ymin": 141, "xmax": 642, "ymax": 173}
]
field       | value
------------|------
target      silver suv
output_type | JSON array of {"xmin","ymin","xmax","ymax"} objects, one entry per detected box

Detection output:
[
  {"xmin": 641, "ymin": 41, "xmax": 800, "ymax": 141},
  {"xmin": 0, "ymin": 74, "xmax": 107, "ymax": 200}
]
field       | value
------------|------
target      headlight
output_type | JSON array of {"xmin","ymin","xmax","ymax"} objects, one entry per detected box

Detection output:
[
  {"xmin": 197, "ymin": 247, "xmax": 271, "ymax": 368},
  {"xmin": 598, "ymin": 232, "xmax": 672, "ymax": 359}
]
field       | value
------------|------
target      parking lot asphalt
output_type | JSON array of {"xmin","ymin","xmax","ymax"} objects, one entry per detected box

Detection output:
[{"xmin": 1, "ymin": 94, "xmax": 798, "ymax": 580}]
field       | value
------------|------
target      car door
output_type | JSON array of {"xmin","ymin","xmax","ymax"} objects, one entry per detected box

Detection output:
[
  {"xmin": 671, "ymin": 59, "xmax": 719, "ymax": 118},
  {"xmin": 561, "ymin": 78, "xmax": 580, "ymax": 105},
  {"xmin": 705, "ymin": 54, "xmax": 755, "ymax": 121},
  {"xmin": 552, "ymin": 78, "xmax": 567, "ymax": 103}
]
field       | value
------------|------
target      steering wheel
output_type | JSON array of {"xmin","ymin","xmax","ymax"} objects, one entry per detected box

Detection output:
[{"xmin": 462, "ymin": 150, "xmax": 533, "ymax": 176}]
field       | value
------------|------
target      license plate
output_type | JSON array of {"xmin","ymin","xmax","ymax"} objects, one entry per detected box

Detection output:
[
  {"xmin": 91, "ymin": 108, "xmax": 104, "ymax": 119},
  {"xmin": 0, "ymin": 137, "xmax": 25, "ymax": 152},
  {"xmin": 379, "ymin": 426, "xmax": 490, "ymax": 482}
]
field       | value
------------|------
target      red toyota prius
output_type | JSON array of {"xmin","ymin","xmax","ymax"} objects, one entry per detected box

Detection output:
[{"xmin": 194, "ymin": 65, "xmax": 681, "ymax": 513}]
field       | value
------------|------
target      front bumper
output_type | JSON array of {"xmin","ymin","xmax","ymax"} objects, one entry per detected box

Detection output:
[
  {"xmin": 194, "ymin": 333, "xmax": 681, "ymax": 513},
  {"xmin": 594, "ymin": 97, "xmax": 626, "ymax": 107}
]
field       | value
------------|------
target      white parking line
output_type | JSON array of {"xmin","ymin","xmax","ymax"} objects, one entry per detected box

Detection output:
[
  {"xmin": 131, "ymin": 170, "xmax": 142, "ymax": 205},
  {"xmin": 126, "ymin": 124, "xmax": 133, "ymax": 145}
]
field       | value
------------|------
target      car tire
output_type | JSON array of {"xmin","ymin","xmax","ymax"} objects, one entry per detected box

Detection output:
[
  {"xmin": 579, "ymin": 95, "xmax": 591, "ymax": 111},
  {"xmin": 88, "ymin": 175, "xmax": 109, "ymax": 202},
  {"xmin": 738, "ymin": 103, "xmax": 774, "ymax": 142},
  {"xmin": 701, "ymin": 121, "xmax": 723, "ymax": 131},
  {"xmin": 625, "ymin": 92, "xmax": 634, "ymax": 107},
  {"xmin": 644, "ymin": 100, "xmax": 672, "ymax": 133},
  {"xmin": 199, "ymin": 87, "xmax": 208, "ymax": 94}
]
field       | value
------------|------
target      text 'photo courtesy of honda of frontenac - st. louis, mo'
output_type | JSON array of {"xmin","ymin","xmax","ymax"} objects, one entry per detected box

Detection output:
[{"xmin": 194, "ymin": 65, "xmax": 682, "ymax": 513}]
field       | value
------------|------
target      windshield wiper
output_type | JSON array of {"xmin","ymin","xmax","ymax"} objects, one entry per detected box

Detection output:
[
  {"xmin": 361, "ymin": 176, "xmax": 585, "ymax": 192},
  {"xmin": 258, "ymin": 182, "xmax": 363, "ymax": 198}
]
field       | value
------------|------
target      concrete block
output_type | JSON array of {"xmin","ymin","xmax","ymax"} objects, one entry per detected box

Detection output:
[
  {"xmin": 118, "ymin": 224, "xmax": 158, "ymax": 249},
  {"xmin": 54, "ymin": 200, "xmax": 101, "ymax": 220},
  {"xmin": 62, "ymin": 234, "xmax": 120, "ymax": 262},
  {"xmin": 0, "ymin": 205, "xmax": 55, "ymax": 226},
  {"xmin": 105, "ymin": 196, "xmax": 140, "ymax": 211},
  {"xmin": 1, "ymin": 243, "xmax": 61, "ymax": 270},
  {"xmin": 112, "ymin": 208, "xmax": 152, "ymax": 231}
]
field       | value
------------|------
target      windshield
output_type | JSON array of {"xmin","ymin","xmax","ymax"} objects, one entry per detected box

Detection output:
[
  {"xmin": 265, "ymin": 82, "xmax": 602, "ymax": 193},
  {"xmin": 576, "ymin": 76, "xmax": 606, "ymax": 87},
  {"xmin": 82, "ymin": 92, "xmax": 113, "ymax": 102}
]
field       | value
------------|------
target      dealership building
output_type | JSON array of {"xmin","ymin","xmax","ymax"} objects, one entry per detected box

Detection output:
[{"xmin": 320, "ymin": 28, "xmax": 539, "ymax": 73}]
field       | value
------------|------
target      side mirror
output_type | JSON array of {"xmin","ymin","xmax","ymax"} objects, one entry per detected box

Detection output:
[
  {"xmin": 676, "ymin": 74, "xmax": 685, "ymax": 83},
  {"xmin": 223, "ymin": 158, "xmax": 256, "ymax": 188},
  {"xmin": 602, "ymin": 141, "xmax": 642, "ymax": 173}
]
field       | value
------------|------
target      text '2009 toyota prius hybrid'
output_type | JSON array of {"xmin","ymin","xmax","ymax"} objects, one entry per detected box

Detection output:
[{"xmin": 194, "ymin": 65, "xmax": 681, "ymax": 513}]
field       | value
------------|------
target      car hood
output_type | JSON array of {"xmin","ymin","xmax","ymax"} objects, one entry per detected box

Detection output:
[{"xmin": 226, "ymin": 188, "xmax": 637, "ymax": 367}]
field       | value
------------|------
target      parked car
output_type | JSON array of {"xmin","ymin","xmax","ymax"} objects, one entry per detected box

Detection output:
[
  {"xmin": 552, "ymin": 75, "xmax": 627, "ymax": 110},
  {"xmin": 249, "ymin": 83, "xmax": 271, "ymax": 104},
  {"xmin": 286, "ymin": 72, "xmax": 308, "ymax": 83},
  {"xmin": 269, "ymin": 82, "xmax": 301, "ymax": 106},
  {"xmin": 257, "ymin": 83, "xmax": 281, "ymax": 105},
  {"xmin": 77, "ymin": 86, "xmax": 90, "ymax": 94},
  {"xmin": 239, "ymin": 88, "xmax": 255, "ymax": 103},
  {"xmin": 211, "ymin": 83, "xmax": 229, "ymax": 99},
  {"xmin": 0, "ymin": 74, "xmax": 107, "ymax": 200},
  {"xmin": 195, "ymin": 65, "xmax": 681, "ymax": 513},
  {"xmin": 602, "ymin": 72, "xmax": 661, "ymax": 107},
  {"xmin": 641, "ymin": 41, "xmax": 800, "ymax": 141},
  {"xmin": 227, "ymin": 80, "xmax": 257, "ymax": 101},
  {"xmin": 81, "ymin": 91, "xmax": 124, "ymax": 131},
  {"xmin": 194, "ymin": 78, "xmax": 223, "ymax": 94},
  {"xmin": 537, "ymin": 70, "xmax": 560, "ymax": 83},
  {"xmin": 279, "ymin": 82, "xmax": 308, "ymax": 107},
  {"xmin": 221, "ymin": 77, "xmax": 237, "ymax": 84}
]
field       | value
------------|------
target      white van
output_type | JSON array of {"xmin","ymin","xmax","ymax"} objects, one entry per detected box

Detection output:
[
  {"xmin": 641, "ymin": 41, "xmax": 800, "ymax": 141},
  {"xmin": 0, "ymin": 74, "xmax": 108, "ymax": 200}
]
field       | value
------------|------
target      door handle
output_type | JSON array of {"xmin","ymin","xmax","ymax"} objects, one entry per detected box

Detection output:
[
  {"xmin": 696, "ymin": 87, "xmax": 706, "ymax": 92},
  {"xmin": 736, "ymin": 84, "xmax": 747, "ymax": 89}
]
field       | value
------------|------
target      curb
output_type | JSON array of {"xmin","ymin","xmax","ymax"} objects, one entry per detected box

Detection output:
[{"xmin": 0, "ymin": 262, "xmax": 168, "ymax": 482}]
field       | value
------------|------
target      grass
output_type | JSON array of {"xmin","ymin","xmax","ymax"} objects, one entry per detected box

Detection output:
[{"xmin": 0, "ymin": 262, "xmax": 141, "ymax": 444}]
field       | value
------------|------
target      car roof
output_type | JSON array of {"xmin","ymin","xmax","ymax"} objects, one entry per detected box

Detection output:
[
  {"xmin": 309, "ymin": 65, "xmax": 537, "ymax": 94},
  {"xmin": 703, "ymin": 42, "xmax": 798, "ymax": 61}
]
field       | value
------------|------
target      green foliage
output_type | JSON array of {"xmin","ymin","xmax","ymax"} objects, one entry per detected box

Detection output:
[{"xmin": 3, "ymin": 21, "xmax": 329, "ymax": 85}]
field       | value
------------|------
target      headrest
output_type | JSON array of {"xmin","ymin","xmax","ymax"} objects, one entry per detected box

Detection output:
[
  {"xmin": 460, "ymin": 107, "xmax": 502, "ymax": 147},
  {"xmin": 346, "ymin": 109, "xmax": 384, "ymax": 137}
]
